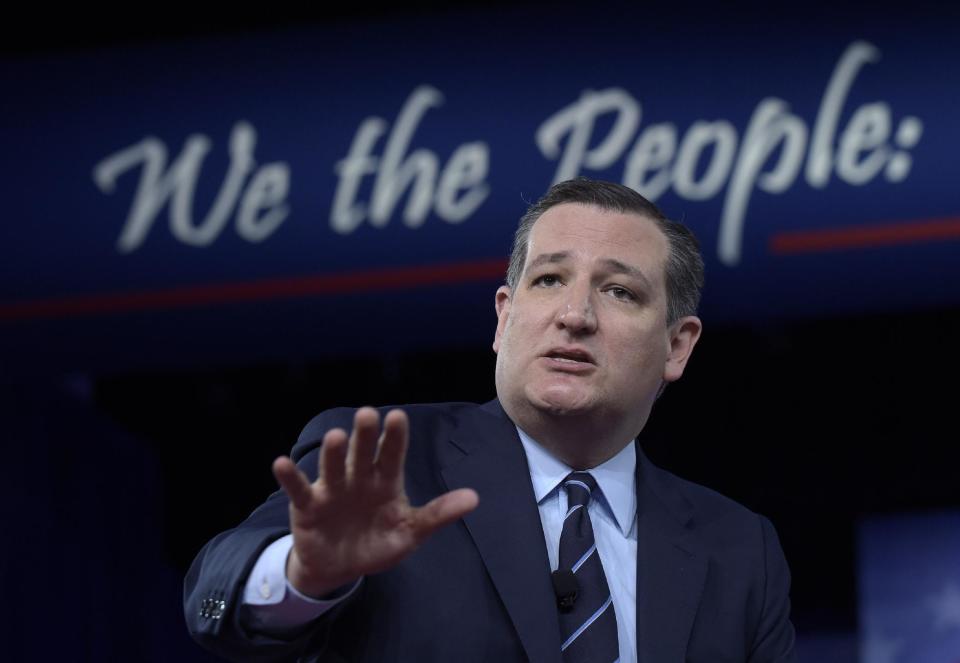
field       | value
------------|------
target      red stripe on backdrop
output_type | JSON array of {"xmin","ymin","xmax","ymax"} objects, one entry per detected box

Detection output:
[
  {"xmin": 769, "ymin": 216, "xmax": 960, "ymax": 254},
  {"xmin": 0, "ymin": 258, "xmax": 509, "ymax": 322}
]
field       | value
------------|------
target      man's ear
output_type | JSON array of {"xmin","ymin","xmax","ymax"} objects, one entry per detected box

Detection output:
[
  {"xmin": 663, "ymin": 315, "xmax": 702, "ymax": 383},
  {"xmin": 493, "ymin": 286, "xmax": 512, "ymax": 353}
]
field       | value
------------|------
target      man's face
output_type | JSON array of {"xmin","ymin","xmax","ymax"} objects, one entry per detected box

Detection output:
[{"xmin": 493, "ymin": 203, "xmax": 699, "ymax": 434}]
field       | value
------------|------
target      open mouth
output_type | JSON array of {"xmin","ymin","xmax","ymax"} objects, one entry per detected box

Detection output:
[{"xmin": 544, "ymin": 348, "xmax": 595, "ymax": 365}]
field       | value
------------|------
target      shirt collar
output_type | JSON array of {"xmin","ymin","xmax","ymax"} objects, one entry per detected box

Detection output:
[{"xmin": 517, "ymin": 426, "xmax": 637, "ymax": 537}]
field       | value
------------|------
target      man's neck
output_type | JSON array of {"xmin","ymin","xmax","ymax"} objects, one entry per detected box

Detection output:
[{"xmin": 507, "ymin": 405, "xmax": 644, "ymax": 470}]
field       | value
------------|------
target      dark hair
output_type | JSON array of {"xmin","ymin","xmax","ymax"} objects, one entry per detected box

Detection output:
[{"xmin": 506, "ymin": 178, "xmax": 704, "ymax": 324}]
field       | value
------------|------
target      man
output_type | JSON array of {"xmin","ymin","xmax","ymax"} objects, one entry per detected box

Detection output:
[{"xmin": 185, "ymin": 178, "xmax": 796, "ymax": 662}]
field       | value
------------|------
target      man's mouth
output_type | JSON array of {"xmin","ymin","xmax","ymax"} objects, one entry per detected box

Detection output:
[{"xmin": 543, "ymin": 348, "xmax": 595, "ymax": 365}]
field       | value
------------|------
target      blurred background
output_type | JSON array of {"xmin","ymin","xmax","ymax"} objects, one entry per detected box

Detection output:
[{"xmin": 2, "ymin": 2, "xmax": 959, "ymax": 661}]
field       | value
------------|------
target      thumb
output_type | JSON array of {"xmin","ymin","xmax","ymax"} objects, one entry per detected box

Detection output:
[{"xmin": 412, "ymin": 488, "xmax": 479, "ymax": 540}]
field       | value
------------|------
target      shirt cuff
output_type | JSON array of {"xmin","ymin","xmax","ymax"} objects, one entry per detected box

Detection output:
[{"xmin": 241, "ymin": 534, "xmax": 361, "ymax": 631}]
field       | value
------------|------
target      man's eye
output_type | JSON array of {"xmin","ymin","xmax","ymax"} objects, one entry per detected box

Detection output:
[
  {"xmin": 533, "ymin": 274, "xmax": 561, "ymax": 287},
  {"xmin": 607, "ymin": 286, "xmax": 636, "ymax": 301}
]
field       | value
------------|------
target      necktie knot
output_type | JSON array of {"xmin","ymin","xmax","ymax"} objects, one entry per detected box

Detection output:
[{"xmin": 563, "ymin": 472, "xmax": 597, "ymax": 510}]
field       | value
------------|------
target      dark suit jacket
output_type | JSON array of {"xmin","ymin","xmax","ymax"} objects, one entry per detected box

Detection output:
[{"xmin": 185, "ymin": 400, "xmax": 796, "ymax": 662}]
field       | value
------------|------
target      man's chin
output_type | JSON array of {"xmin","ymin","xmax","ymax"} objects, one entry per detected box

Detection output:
[{"xmin": 527, "ymin": 389, "xmax": 597, "ymax": 418}]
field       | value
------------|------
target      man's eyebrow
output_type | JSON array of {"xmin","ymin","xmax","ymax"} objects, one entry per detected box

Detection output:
[
  {"xmin": 527, "ymin": 253, "xmax": 655, "ymax": 289},
  {"xmin": 600, "ymin": 258, "xmax": 653, "ymax": 289},
  {"xmin": 527, "ymin": 252, "xmax": 571, "ymax": 269}
]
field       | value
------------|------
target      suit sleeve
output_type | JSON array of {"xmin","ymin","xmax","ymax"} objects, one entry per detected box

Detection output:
[
  {"xmin": 183, "ymin": 408, "xmax": 357, "ymax": 662},
  {"xmin": 747, "ymin": 516, "xmax": 797, "ymax": 663}
]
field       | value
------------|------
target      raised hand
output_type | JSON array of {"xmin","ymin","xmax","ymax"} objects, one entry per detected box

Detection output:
[{"xmin": 272, "ymin": 407, "xmax": 479, "ymax": 598}]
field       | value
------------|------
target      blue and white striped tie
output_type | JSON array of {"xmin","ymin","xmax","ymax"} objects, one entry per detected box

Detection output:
[{"xmin": 557, "ymin": 472, "xmax": 619, "ymax": 663}]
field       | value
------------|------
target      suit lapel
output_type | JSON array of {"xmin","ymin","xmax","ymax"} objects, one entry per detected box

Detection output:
[
  {"xmin": 634, "ymin": 447, "xmax": 707, "ymax": 663},
  {"xmin": 440, "ymin": 401, "xmax": 563, "ymax": 663}
]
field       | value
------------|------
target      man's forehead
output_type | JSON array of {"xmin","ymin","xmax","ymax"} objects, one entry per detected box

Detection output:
[
  {"xmin": 529, "ymin": 203, "xmax": 665, "ymax": 240},
  {"xmin": 525, "ymin": 203, "xmax": 669, "ymax": 277}
]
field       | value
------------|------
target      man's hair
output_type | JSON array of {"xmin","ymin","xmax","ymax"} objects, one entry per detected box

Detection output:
[{"xmin": 506, "ymin": 178, "xmax": 705, "ymax": 324}]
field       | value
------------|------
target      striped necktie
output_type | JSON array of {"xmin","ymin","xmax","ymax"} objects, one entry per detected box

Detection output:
[{"xmin": 557, "ymin": 472, "xmax": 620, "ymax": 663}]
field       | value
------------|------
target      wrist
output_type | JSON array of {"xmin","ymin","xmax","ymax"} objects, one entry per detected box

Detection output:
[{"xmin": 285, "ymin": 550, "xmax": 348, "ymax": 599}]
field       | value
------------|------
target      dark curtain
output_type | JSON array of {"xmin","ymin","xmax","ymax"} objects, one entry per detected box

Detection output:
[{"xmin": 1, "ymin": 377, "xmax": 216, "ymax": 662}]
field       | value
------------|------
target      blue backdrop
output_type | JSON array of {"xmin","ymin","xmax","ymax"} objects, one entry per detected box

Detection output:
[{"xmin": 2, "ymin": 5, "xmax": 958, "ymax": 374}]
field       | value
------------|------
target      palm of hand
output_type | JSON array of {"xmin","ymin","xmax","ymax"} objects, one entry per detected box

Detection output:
[{"xmin": 273, "ymin": 407, "xmax": 478, "ymax": 598}]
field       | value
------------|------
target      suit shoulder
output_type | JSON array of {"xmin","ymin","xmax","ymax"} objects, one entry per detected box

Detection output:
[
  {"xmin": 648, "ymin": 464, "xmax": 792, "ymax": 603},
  {"xmin": 679, "ymin": 473, "xmax": 759, "ymax": 520},
  {"xmin": 645, "ymin": 459, "xmax": 773, "ymax": 540}
]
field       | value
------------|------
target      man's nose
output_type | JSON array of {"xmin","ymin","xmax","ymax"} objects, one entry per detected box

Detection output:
[{"xmin": 556, "ymin": 288, "xmax": 597, "ymax": 334}]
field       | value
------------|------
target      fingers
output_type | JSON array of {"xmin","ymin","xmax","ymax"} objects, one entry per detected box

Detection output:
[
  {"xmin": 412, "ymin": 488, "xmax": 480, "ymax": 540},
  {"xmin": 376, "ymin": 409, "xmax": 409, "ymax": 482},
  {"xmin": 320, "ymin": 428, "xmax": 348, "ymax": 487},
  {"xmin": 273, "ymin": 456, "xmax": 313, "ymax": 509},
  {"xmin": 294, "ymin": 407, "xmax": 408, "ymax": 501},
  {"xmin": 346, "ymin": 407, "xmax": 380, "ymax": 479}
]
